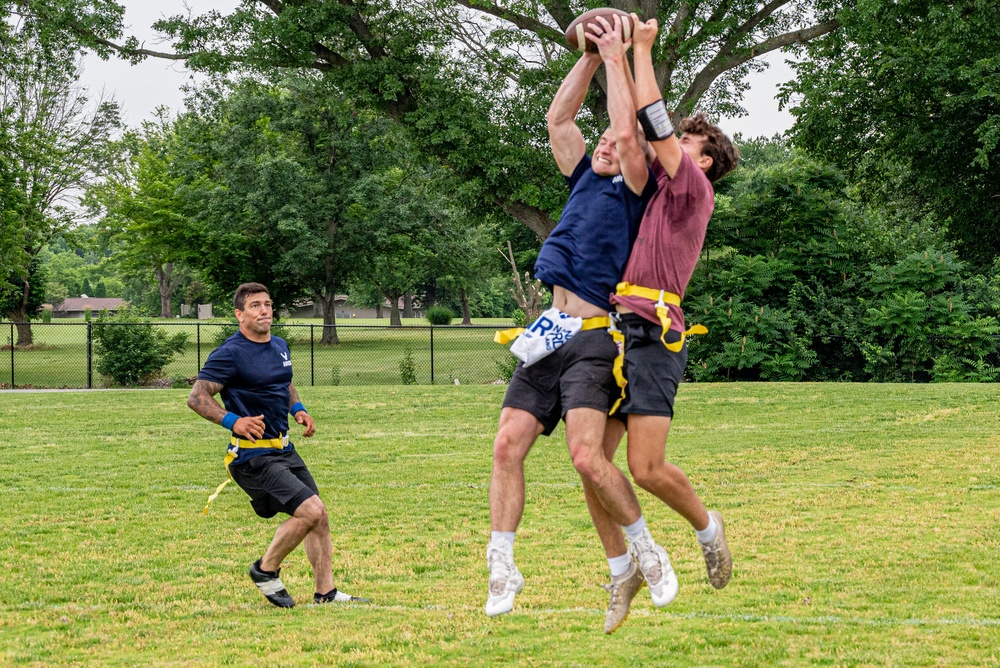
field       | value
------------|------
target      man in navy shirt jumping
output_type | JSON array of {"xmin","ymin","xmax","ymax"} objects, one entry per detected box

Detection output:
[{"xmin": 187, "ymin": 282, "xmax": 367, "ymax": 608}]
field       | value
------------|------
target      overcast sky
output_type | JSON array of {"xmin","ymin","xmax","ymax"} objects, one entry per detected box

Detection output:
[{"xmin": 78, "ymin": 1, "xmax": 796, "ymax": 139}]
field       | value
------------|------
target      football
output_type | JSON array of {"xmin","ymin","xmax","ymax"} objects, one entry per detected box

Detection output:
[{"xmin": 565, "ymin": 8, "xmax": 633, "ymax": 52}]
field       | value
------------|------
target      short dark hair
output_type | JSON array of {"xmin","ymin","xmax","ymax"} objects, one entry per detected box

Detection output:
[
  {"xmin": 678, "ymin": 113, "xmax": 740, "ymax": 183},
  {"xmin": 233, "ymin": 283, "xmax": 270, "ymax": 310}
]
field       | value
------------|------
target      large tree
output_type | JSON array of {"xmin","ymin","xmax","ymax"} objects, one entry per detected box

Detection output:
[
  {"xmin": 12, "ymin": 0, "xmax": 842, "ymax": 238},
  {"xmin": 785, "ymin": 0, "xmax": 1000, "ymax": 268},
  {"xmin": 0, "ymin": 20, "xmax": 119, "ymax": 344},
  {"xmin": 90, "ymin": 118, "xmax": 199, "ymax": 317}
]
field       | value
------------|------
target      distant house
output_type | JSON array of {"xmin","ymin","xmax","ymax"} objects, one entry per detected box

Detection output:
[
  {"xmin": 284, "ymin": 295, "xmax": 423, "ymax": 319},
  {"xmin": 52, "ymin": 297, "xmax": 127, "ymax": 318}
]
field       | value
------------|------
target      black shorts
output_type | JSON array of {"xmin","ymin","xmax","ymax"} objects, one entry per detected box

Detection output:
[
  {"xmin": 502, "ymin": 328, "xmax": 621, "ymax": 436},
  {"xmin": 616, "ymin": 313, "xmax": 687, "ymax": 418},
  {"xmin": 228, "ymin": 448, "xmax": 319, "ymax": 518}
]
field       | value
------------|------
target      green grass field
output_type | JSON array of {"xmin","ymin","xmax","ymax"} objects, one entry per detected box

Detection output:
[
  {"xmin": 2, "ymin": 384, "xmax": 998, "ymax": 666},
  {"xmin": 1, "ymin": 320, "xmax": 514, "ymax": 388}
]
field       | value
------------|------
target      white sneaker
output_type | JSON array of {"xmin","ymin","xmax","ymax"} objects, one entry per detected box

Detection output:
[
  {"xmin": 628, "ymin": 529, "xmax": 678, "ymax": 607},
  {"xmin": 484, "ymin": 539, "xmax": 524, "ymax": 617}
]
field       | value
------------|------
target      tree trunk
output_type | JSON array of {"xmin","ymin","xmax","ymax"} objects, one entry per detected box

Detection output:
[
  {"xmin": 403, "ymin": 292, "xmax": 414, "ymax": 319},
  {"xmin": 388, "ymin": 290, "xmax": 402, "ymax": 328},
  {"xmin": 375, "ymin": 302, "xmax": 383, "ymax": 319},
  {"xmin": 318, "ymin": 292, "xmax": 339, "ymax": 344},
  {"xmin": 10, "ymin": 305, "xmax": 33, "ymax": 347},
  {"xmin": 155, "ymin": 262, "xmax": 177, "ymax": 318},
  {"xmin": 460, "ymin": 288, "xmax": 472, "ymax": 325},
  {"xmin": 11, "ymin": 277, "xmax": 33, "ymax": 346},
  {"xmin": 424, "ymin": 280, "xmax": 437, "ymax": 309}
]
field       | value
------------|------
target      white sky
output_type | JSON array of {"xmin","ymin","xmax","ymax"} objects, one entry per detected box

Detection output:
[{"xmin": 78, "ymin": 1, "xmax": 796, "ymax": 138}]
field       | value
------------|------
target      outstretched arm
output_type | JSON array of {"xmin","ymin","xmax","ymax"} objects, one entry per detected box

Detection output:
[
  {"xmin": 588, "ymin": 15, "xmax": 649, "ymax": 195},
  {"xmin": 630, "ymin": 14, "xmax": 683, "ymax": 179},
  {"xmin": 546, "ymin": 51, "xmax": 602, "ymax": 176},
  {"xmin": 187, "ymin": 380, "xmax": 265, "ymax": 442},
  {"xmin": 288, "ymin": 382, "xmax": 315, "ymax": 437}
]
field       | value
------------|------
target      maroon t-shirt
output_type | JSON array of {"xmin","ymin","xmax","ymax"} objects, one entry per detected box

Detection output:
[{"xmin": 610, "ymin": 152, "xmax": 714, "ymax": 331}]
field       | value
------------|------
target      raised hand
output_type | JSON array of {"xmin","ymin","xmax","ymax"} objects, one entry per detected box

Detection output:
[{"xmin": 631, "ymin": 13, "xmax": 658, "ymax": 51}]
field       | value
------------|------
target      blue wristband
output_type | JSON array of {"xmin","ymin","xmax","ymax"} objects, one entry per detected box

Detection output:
[
  {"xmin": 221, "ymin": 412, "xmax": 239, "ymax": 430},
  {"xmin": 290, "ymin": 402, "xmax": 307, "ymax": 415}
]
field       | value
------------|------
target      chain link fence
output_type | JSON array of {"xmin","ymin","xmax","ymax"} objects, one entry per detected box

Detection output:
[{"xmin": 0, "ymin": 321, "xmax": 518, "ymax": 389}]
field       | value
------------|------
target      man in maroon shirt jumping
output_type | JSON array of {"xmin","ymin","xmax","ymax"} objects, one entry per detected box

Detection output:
[{"xmin": 605, "ymin": 15, "xmax": 741, "ymax": 600}]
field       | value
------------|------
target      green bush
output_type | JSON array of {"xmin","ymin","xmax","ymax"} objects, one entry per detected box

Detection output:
[
  {"xmin": 92, "ymin": 307, "xmax": 189, "ymax": 386},
  {"xmin": 494, "ymin": 352, "xmax": 518, "ymax": 384},
  {"xmin": 399, "ymin": 345, "xmax": 417, "ymax": 385},
  {"xmin": 83, "ymin": 307, "xmax": 92, "ymax": 322},
  {"xmin": 40, "ymin": 309, "xmax": 52, "ymax": 324},
  {"xmin": 425, "ymin": 306, "xmax": 454, "ymax": 325}
]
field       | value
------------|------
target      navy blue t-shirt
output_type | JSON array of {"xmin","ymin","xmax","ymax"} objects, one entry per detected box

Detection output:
[
  {"xmin": 534, "ymin": 155, "xmax": 657, "ymax": 311},
  {"xmin": 197, "ymin": 331, "xmax": 294, "ymax": 465}
]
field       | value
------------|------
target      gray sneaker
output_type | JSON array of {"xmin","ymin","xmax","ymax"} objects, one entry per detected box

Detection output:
[
  {"xmin": 602, "ymin": 559, "xmax": 645, "ymax": 634},
  {"xmin": 701, "ymin": 510, "xmax": 732, "ymax": 589},
  {"xmin": 628, "ymin": 529, "xmax": 678, "ymax": 607}
]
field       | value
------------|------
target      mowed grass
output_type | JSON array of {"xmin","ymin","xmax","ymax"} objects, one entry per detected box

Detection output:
[
  {"xmin": 2, "ymin": 321, "xmax": 512, "ymax": 388},
  {"xmin": 1, "ymin": 384, "xmax": 998, "ymax": 666}
]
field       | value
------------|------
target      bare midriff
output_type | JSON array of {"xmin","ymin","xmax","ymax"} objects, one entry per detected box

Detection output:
[{"xmin": 551, "ymin": 285, "xmax": 609, "ymax": 319}]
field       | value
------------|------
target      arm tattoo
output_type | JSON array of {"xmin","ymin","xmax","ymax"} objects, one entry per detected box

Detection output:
[{"xmin": 187, "ymin": 380, "xmax": 227, "ymax": 424}]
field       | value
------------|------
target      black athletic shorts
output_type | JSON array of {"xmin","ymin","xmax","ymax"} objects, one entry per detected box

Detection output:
[
  {"xmin": 228, "ymin": 448, "xmax": 319, "ymax": 518},
  {"xmin": 615, "ymin": 313, "xmax": 688, "ymax": 418},
  {"xmin": 502, "ymin": 328, "xmax": 621, "ymax": 436}
]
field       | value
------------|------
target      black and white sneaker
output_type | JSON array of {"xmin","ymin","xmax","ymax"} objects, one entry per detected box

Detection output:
[
  {"xmin": 249, "ymin": 559, "xmax": 295, "ymax": 608},
  {"xmin": 314, "ymin": 588, "xmax": 371, "ymax": 604}
]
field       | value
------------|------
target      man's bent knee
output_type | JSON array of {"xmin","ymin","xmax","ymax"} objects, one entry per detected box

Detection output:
[{"xmin": 293, "ymin": 494, "xmax": 327, "ymax": 526}]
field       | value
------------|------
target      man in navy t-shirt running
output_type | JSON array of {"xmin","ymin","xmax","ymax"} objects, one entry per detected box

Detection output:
[
  {"xmin": 486, "ymin": 20, "xmax": 676, "ymax": 633},
  {"xmin": 187, "ymin": 282, "xmax": 367, "ymax": 608}
]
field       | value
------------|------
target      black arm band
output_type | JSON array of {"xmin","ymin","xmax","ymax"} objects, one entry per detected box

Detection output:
[{"xmin": 636, "ymin": 100, "xmax": 674, "ymax": 141}]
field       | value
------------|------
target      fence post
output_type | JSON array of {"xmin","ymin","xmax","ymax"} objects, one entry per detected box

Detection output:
[
  {"xmin": 310, "ymin": 324, "xmax": 315, "ymax": 387},
  {"xmin": 87, "ymin": 321, "xmax": 93, "ymax": 389},
  {"xmin": 197, "ymin": 322, "xmax": 201, "ymax": 372},
  {"xmin": 9, "ymin": 322, "xmax": 13, "ymax": 389},
  {"xmin": 430, "ymin": 325, "xmax": 435, "ymax": 385}
]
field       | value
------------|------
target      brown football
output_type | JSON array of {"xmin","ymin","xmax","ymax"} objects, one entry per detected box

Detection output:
[{"xmin": 565, "ymin": 8, "xmax": 633, "ymax": 52}]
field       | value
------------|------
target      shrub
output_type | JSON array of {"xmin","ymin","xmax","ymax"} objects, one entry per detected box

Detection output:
[
  {"xmin": 425, "ymin": 305, "xmax": 454, "ymax": 326},
  {"xmin": 399, "ymin": 345, "xmax": 417, "ymax": 385},
  {"xmin": 494, "ymin": 353, "xmax": 518, "ymax": 384},
  {"xmin": 83, "ymin": 307, "xmax": 92, "ymax": 322},
  {"xmin": 92, "ymin": 307, "xmax": 189, "ymax": 386},
  {"xmin": 40, "ymin": 309, "xmax": 52, "ymax": 324}
]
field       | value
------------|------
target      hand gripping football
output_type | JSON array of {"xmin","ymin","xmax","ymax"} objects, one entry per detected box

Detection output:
[{"xmin": 565, "ymin": 8, "xmax": 632, "ymax": 52}]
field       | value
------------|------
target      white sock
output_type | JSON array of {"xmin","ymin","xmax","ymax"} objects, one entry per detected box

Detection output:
[
  {"xmin": 491, "ymin": 531, "xmax": 515, "ymax": 546},
  {"xmin": 696, "ymin": 515, "xmax": 719, "ymax": 544},
  {"xmin": 608, "ymin": 553, "xmax": 632, "ymax": 578},
  {"xmin": 623, "ymin": 516, "xmax": 648, "ymax": 542}
]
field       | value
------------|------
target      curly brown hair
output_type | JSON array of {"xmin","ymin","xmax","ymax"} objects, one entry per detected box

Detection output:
[{"xmin": 678, "ymin": 113, "xmax": 740, "ymax": 183}]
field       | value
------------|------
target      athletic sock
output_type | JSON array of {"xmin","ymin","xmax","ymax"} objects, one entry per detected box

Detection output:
[
  {"xmin": 608, "ymin": 553, "xmax": 633, "ymax": 578},
  {"xmin": 696, "ymin": 515, "xmax": 719, "ymax": 544},
  {"xmin": 491, "ymin": 531, "xmax": 515, "ymax": 546},
  {"xmin": 623, "ymin": 516, "xmax": 648, "ymax": 542},
  {"xmin": 255, "ymin": 559, "xmax": 279, "ymax": 577}
]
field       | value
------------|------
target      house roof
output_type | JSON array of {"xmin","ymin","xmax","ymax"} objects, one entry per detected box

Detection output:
[{"xmin": 55, "ymin": 298, "xmax": 127, "ymax": 311}]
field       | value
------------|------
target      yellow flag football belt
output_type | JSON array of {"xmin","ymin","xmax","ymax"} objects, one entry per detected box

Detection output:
[
  {"xmin": 493, "ymin": 315, "xmax": 612, "ymax": 345},
  {"xmin": 608, "ymin": 282, "xmax": 708, "ymax": 415},
  {"xmin": 201, "ymin": 434, "xmax": 288, "ymax": 515}
]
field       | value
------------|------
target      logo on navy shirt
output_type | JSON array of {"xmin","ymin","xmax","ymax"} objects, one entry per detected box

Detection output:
[
  {"xmin": 280, "ymin": 351, "xmax": 292, "ymax": 367},
  {"xmin": 612, "ymin": 175, "xmax": 624, "ymax": 184}
]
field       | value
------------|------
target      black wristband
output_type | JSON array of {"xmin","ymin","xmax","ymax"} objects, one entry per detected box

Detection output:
[{"xmin": 637, "ymin": 100, "xmax": 674, "ymax": 141}]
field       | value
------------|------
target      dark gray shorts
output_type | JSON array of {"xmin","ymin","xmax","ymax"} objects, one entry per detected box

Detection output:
[
  {"xmin": 228, "ymin": 448, "xmax": 319, "ymax": 518},
  {"xmin": 502, "ymin": 328, "xmax": 621, "ymax": 436},
  {"xmin": 616, "ymin": 313, "xmax": 687, "ymax": 418}
]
